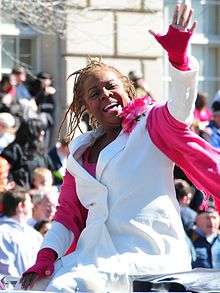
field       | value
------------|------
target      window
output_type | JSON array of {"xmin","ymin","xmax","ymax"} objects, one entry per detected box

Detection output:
[
  {"xmin": 0, "ymin": 18, "xmax": 39, "ymax": 74},
  {"xmin": 164, "ymin": 0, "xmax": 220, "ymax": 103}
]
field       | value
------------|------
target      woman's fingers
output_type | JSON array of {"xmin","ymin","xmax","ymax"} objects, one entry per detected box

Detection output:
[
  {"xmin": 20, "ymin": 273, "xmax": 39, "ymax": 290},
  {"xmin": 148, "ymin": 29, "xmax": 157, "ymax": 38},
  {"xmin": 183, "ymin": 9, "xmax": 193, "ymax": 29},
  {"xmin": 172, "ymin": 3, "xmax": 193, "ymax": 31},
  {"xmin": 189, "ymin": 21, "xmax": 197, "ymax": 34},
  {"xmin": 178, "ymin": 4, "xmax": 188, "ymax": 27},
  {"xmin": 172, "ymin": 4, "xmax": 180, "ymax": 26}
]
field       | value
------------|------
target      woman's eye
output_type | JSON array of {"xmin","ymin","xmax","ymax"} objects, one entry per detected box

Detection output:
[
  {"xmin": 106, "ymin": 84, "xmax": 117, "ymax": 90},
  {"xmin": 90, "ymin": 92, "xmax": 99, "ymax": 99}
]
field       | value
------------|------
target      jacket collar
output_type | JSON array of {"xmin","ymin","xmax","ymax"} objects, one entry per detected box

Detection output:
[{"xmin": 67, "ymin": 127, "xmax": 127, "ymax": 182}]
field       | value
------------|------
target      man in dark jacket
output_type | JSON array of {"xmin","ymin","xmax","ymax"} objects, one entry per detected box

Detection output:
[{"xmin": 192, "ymin": 203, "xmax": 220, "ymax": 269}]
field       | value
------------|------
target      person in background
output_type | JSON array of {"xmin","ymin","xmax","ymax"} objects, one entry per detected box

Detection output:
[
  {"xmin": 0, "ymin": 157, "xmax": 13, "ymax": 198},
  {"xmin": 28, "ymin": 187, "xmax": 58, "ymax": 227},
  {"xmin": 48, "ymin": 138, "xmax": 69, "ymax": 186},
  {"xmin": 11, "ymin": 66, "xmax": 31, "ymax": 101},
  {"xmin": 12, "ymin": 67, "xmax": 38, "ymax": 121},
  {"xmin": 175, "ymin": 179, "xmax": 197, "ymax": 235},
  {"xmin": 1, "ymin": 118, "xmax": 54, "ymax": 188},
  {"xmin": 30, "ymin": 167, "xmax": 58, "ymax": 195},
  {"xmin": 0, "ymin": 74, "xmax": 16, "ymax": 113},
  {"xmin": 0, "ymin": 188, "xmax": 42, "ymax": 277},
  {"xmin": 192, "ymin": 202, "xmax": 220, "ymax": 269},
  {"xmin": 202, "ymin": 101, "xmax": 220, "ymax": 148},
  {"xmin": 193, "ymin": 92, "xmax": 212, "ymax": 130},
  {"xmin": 0, "ymin": 113, "xmax": 15, "ymax": 153},
  {"xmin": 189, "ymin": 189, "xmax": 205, "ymax": 213},
  {"xmin": 31, "ymin": 167, "xmax": 54, "ymax": 189},
  {"xmin": 34, "ymin": 72, "xmax": 56, "ymax": 149},
  {"xmin": 128, "ymin": 70, "xmax": 155, "ymax": 100},
  {"xmin": 34, "ymin": 220, "xmax": 52, "ymax": 237}
]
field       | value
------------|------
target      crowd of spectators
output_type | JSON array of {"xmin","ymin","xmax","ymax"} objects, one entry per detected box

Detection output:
[
  {"xmin": 0, "ymin": 66, "xmax": 71, "ymax": 281},
  {"xmin": 174, "ymin": 90, "xmax": 220, "ymax": 270},
  {"xmin": 0, "ymin": 65, "xmax": 220, "ymax": 284}
]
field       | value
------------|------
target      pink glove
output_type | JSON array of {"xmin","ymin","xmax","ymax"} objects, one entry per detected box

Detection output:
[
  {"xmin": 22, "ymin": 248, "xmax": 57, "ymax": 278},
  {"xmin": 150, "ymin": 25, "xmax": 193, "ymax": 71}
]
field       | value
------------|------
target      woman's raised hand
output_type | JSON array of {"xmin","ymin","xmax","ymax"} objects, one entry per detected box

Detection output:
[{"xmin": 149, "ymin": 2, "xmax": 197, "ymax": 70}]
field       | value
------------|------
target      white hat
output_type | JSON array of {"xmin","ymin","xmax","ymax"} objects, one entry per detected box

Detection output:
[{"xmin": 0, "ymin": 113, "xmax": 15, "ymax": 128}]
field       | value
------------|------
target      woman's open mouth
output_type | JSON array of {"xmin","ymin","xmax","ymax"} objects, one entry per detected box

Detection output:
[{"xmin": 103, "ymin": 102, "xmax": 121, "ymax": 113}]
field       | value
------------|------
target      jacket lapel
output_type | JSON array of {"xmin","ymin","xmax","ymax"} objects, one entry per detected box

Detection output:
[{"xmin": 67, "ymin": 128, "xmax": 128, "ymax": 183}]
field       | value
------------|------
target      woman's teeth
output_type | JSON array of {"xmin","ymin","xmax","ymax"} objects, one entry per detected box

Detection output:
[{"xmin": 103, "ymin": 103, "xmax": 119, "ymax": 112}]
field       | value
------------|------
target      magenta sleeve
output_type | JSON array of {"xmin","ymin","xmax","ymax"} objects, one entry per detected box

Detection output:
[
  {"xmin": 54, "ymin": 171, "xmax": 88, "ymax": 243},
  {"xmin": 146, "ymin": 103, "xmax": 220, "ymax": 200}
]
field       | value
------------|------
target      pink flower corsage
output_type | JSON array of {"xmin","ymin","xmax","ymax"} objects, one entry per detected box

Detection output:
[{"xmin": 119, "ymin": 96, "xmax": 153, "ymax": 133}]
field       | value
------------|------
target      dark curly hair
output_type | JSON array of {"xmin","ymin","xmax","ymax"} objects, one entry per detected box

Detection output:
[
  {"xmin": 15, "ymin": 118, "xmax": 45, "ymax": 154},
  {"xmin": 60, "ymin": 59, "xmax": 136, "ymax": 140}
]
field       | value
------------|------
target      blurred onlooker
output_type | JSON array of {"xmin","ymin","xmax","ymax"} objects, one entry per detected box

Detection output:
[
  {"xmin": 192, "ymin": 202, "xmax": 220, "ymax": 269},
  {"xmin": 0, "ymin": 188, "xmax": 42, "ymax": 277},
  {"xmin": 0, "ymin": 157, "xmax": 10, "ymax": 194},
  {"xmin": 0, "ymin": 113, "xmax": 15, "ymax": 153},
  {"xmin": 32, "ymin": 167, "xmax": 53, "ymax": 188},
  {"xmin": 34, "ymin": 220, "xmax": 52, "ymax": 237},
  {"xmin": 189, "ymin": 189, "xmax": 205, "ymax": 213},
  {"xmin": 0, "ymin": 74, "xmax": 16, "ymax": 113},
  {"xmin": 1, "ymin": 118, "xmax": 54, "ymax": 188},
  {"xmin": 48, "ymin": 137, "xmax": 69, "ymax": 186},
  {"xmin": 175, "ymin": 179, "xmax": 197, "ymax": 235},
  {"xmin": 193, "ymin": 93, "xmax": 212, "ymax": 130},
  {"xmin": 11, "ymin": 66, "xmax": 31, "ymax": 101},
  {"xmin": 201, "ymin": 101, "xmax": 220, "ymax": 148},
  {"xmin": 128, "ymin": 70, "xmax": 155, "ymax": 100},
  {"xmin": 30, "ymin": 72, "xmax": 56, "ymax": 149},
  {"xmin": 31, "ymin": 167, "xmax": 58, "ymax": 194},
  {"xmin": 12, "ymin": 66, "xmax": 38, "ymax": 120},
  {"xmin": 28, "ymin": 187, "xmax": 58, "ymax": 227}
]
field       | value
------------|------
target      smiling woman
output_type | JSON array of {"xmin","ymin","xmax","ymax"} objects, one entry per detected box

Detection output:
[
  {"xmin": 82, "ymin": 68, "xmax": 131, "ymax": 136},
  {"xmin": 18, "ymin": 2, "xmax": 220, "ymax": 293}
]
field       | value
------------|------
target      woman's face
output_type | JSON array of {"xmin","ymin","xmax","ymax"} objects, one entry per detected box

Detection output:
[{"xmin": 82, "ymin": 68, "xmax": 130, "ymax": 130}]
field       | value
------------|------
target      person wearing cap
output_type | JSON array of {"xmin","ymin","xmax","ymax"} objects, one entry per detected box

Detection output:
[
  {"xmin": 192, "ymin": 199, "xmax": 220, "ymax": 269},
  {"xmin": 0, "ymin": 113, "xmax": 15, "ymax": 153},
  {"xmin": 201, "ymin": 101, "xmax": 220, "ymax": 148}
]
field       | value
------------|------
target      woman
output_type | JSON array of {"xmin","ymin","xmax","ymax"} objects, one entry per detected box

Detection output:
[
  {"xmin": 19, "ymin": 3, "xmax": 220, "ymax": 293},
  {"xmin": 1, "ymin": 119, "xmax": 54, "ymax": 188}
]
